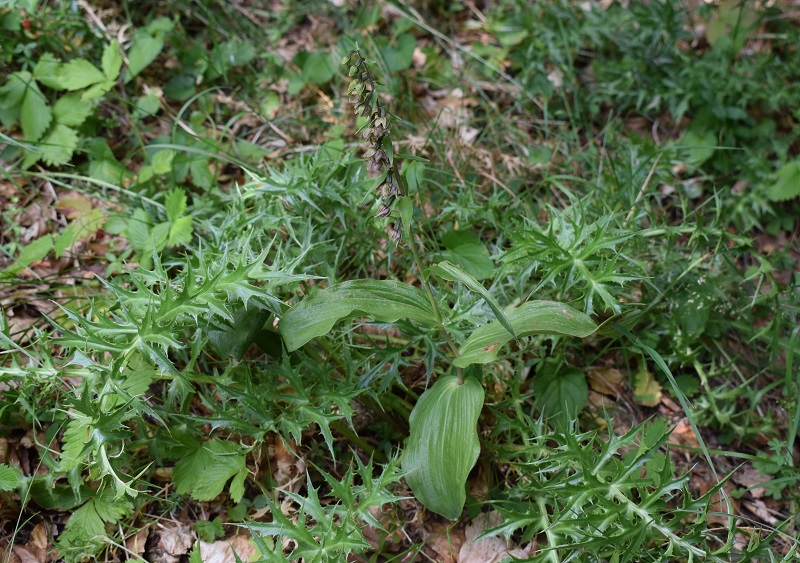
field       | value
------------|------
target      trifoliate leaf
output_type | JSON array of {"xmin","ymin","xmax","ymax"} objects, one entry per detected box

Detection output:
[
  {"xmin": 0, "ymin": 464, "xmax": 20, "ymax": 491},
  {"xmin": 189, "ymin": 158, "xmax": 214, "ymax": 189},
  {"xmin": 0, "ymin": 71, "xmax": 30, "ymax": 111},
  {"xmin": 404, "ymin": 376, "xmax": 484, "ymax": 520},
  {"xmin": 102, "ymin": 40, "xmax": 123, "ymax": 80},
  {"xmin": 20, "ymin": 79, "xmax": 51, "ymax": 141},
  {"xmin": 173, "ymin": 439, "xmax": 248, "ymax": 502},
  {"xmin": 39, "ymin": 123, "xmax": 79, "ymax": 165},
  {"xmin": 126, "ymin": 208, "xmax": 153, "ymax": 251},
  {"xmin": 767, "ymin": 160, "xmax": 800, "ymax": 202},
  {"xmin": 54, "ymin": 208, "xmax": 105, "ymax": 258},
  {"xmin": 53, "ymin": 93, "xmax": 92, "ymax": 126},
  {"xmin": 81, "ymin": 80, "xmax": 114, "ymax": 101},
  {"xmin": 168, "ymin": 215, "xmax": 193, "ymax": 247},
  {"xmin": 534, "ymin": 366, "xmax": 587, "ymax": 429},
  {"xmin": 0, "ymin": 235, "xmax": 53, "ymax": 277},
  {"xmin": 124, "ymin": 32, "xmax": 164, "ymax": 82},
  {"xmin": 56, "ymin": 59, "xmax": 107, "ymax": 90},
  {"xmin": 165, "ymin": 188, "xmax": 187, "ymax": 222},
  {"xmin": 152, "ymin": 149, "xmax": 175, "ymax": 174},
  {"xmin": 33, "ymin": 53, "xmax": 64, "ymax": 90}
]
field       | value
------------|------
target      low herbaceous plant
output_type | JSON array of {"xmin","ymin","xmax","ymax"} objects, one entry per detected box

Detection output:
[{"xmin": 277, "ymin": 47, "xmax": 600, "ymax": 520}]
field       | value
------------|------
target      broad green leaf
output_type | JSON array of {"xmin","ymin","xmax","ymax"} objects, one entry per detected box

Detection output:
[
  {"xmin": 1, "ymin": 235, "xmax": 53, "ymax": 277},
  {"xmin": 678, "ymin": 127, "xmax": 716, "ymax": 169},
  {"xmin": 102, "ymin": 40, "xmax": 123, "ymax": 80},
  {"xmin": 208, "ymin": 305, "xmax": 270, "ymax": 359},
  {"xmin": 126, "ymin": 208, "xmax": 152, "ymax": 250},
  {"xmin": 295, "ymin": 51, "xmax": 336, "ymax": 85},
  {"xmin": 27, "ymin": 477, "xmax": 91, "ymax": 509},
  {"xmin": 168, "ymin": 215, "xmax": 193, "ymax": 247},
  {"xmin": 173, "ymin": 439, "xmax": 248, "ymax": 502},
  {"xmin": 81, "ymin": 80, "xmax": 114, "ymax": 101},
  {"xmin": 54, "ymin": 208, "xmax": 105, "ymax": 258},
  {"xmin": 189, "ymin": 158, "xmax": 214, "ymax": 189},
  {"xmin": 441, "ymin": 229, "xmax": 494, "ymax": 280},
  {"xmin": 279, "ymin": 280, "xmax": 437, "ymax": 352},
  {"xmin": 33, "ymin": 54, "xmax": 64, "ymax": 90},
  {"xmin": 20, "ymin": 79, "xmax": 51, "ymax": 141},
  {"xmin": 403, "ymin": 376, "xmax": 483, "ymax": 520},
  {"xmin": 0, "ymin": 72, "xmax": 28, "ymax": 111},
  {"xmin": 397, "ymin": 195, "xmax": 412, "ymax": 231},
  {"xmin": 124, "ymin": 32, "xmax": 164, "ymax": 81},
  {"xmin": 533, "ymin": 366, "xmax": 587, "ymax": 429},
  {"xmin": 0, "ymin": 464, "xmax": 19, "ymax": 491},
  {"xmin": 767, "ymin": 160, "xmax": 800, "ymax": 202},
  {"xmin": 164, "ymin": 188, "xmax": 187, "ymax": 222},
  {"xmin": 53, "ymin": 93, "xmax": 92, "ymax": 127},
  {"xmin": 150, "ymin": 221, "xmax": 171, "ymax": 252},
  {"xmin": 379, "ymin": 33, "xmax": 416, "ymax": 72},
  {"xmin": 188, "ymin": 543, "xmax": 203, "ymax": 563},
  {"xmin": 152, "ymin": 149, "xmax": 175, "ymax": 174},
  {"xmin": 455, "ymin": 301, "xmax": 597, "ymax": 367},
  {"xmin": 56, "ymin": 59, "xmax": 107, "ymax": 90},
  {"xmin": 38, "ymin": 123, "xmax": 79, "ymax": 166},
  {"xmin": 428, "ymin": 260, "xmax": 516, "ymax": 340}
]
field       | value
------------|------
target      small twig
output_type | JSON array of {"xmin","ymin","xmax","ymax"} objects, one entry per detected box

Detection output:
[{"xmin": 623, "ymin": 153, "xmax": 662, "ymax": 227}]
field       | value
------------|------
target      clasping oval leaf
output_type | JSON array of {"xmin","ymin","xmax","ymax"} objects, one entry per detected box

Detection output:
[
  {"xmin": 403, "ymin": 375, "xmax": 484, "ymax": 520},
  {"xmin": 455, "ymin": 301, "xmax": 597, "ymax": 367},
  {"xmin": 279, "ymin": 280, "xmax": 437, "ymax": 352}
]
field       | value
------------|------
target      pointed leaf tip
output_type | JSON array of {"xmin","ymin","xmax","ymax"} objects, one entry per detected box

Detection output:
[{"xmin": 403, "ymin": 376, "xmax": 484, "ymax": 520}]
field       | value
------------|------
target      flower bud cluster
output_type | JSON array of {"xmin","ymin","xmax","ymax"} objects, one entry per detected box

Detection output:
[{"xmin": 342, "ymin": 48, "xmax": 405, "ymax": 243}]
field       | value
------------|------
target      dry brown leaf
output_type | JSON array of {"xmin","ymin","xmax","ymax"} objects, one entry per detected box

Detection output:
[
  {"xmin": 586, "ymin": 366, "xmax": 626, "ymax": 396},
  {"xmin": 458, "ymin": 512, "xmax": 529, "ymax": 563},
  {"xmin": 668, "ymin": 419, "xmax": 700, "ymax": 449},
  {"xmin": 733, "ymin": 465, "xmax": 771, "ymax": 500},
  {"xmin": 632, "ymin": 366, "xmax": 662, "ymax": 407},
  {"xmin": 0, "ymin": 547, "xmax": 21, "ymax": 563},
  {"xmin": 11, "ymin": 546, "xmax": 42, "ymax": 563},
  {"xmin": 146, "ymin": 522, "xmax": 195, "ymax": 563},
  {"xmin": 743, "ymin": 500, "xmax": 779, "ymax": 526},
  {"xmin": 126, "ymin": 526, "xmax": 149, "ymax": 558},
  {"xmin": 30, "ymin": 524, "xmax": 48, "ymax": 551},
  {"xmin": 199, "ymin": 535, "xmax": 258, "ymax": 563},
  {"xmin": 690, "ymin": 466, "xmax": 734, "ymax": 527},
  {"xmin": 272, "ymin": 437, "xmax": 305, "ymax": 490},
  {"xmin": 420, "ymin": 521, "xmax": 464, "ymax": 563}
]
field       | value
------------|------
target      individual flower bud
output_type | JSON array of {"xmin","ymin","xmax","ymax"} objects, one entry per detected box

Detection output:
[
  {"xmin": 349, "ymin": 65, "xmax": 359, "ymax": 76},
  {"xmin": 376, "ymin": 203, "xmax": 392, "ymax": 218},
  {"xmin": 387, "ymin": 224, "xmax": 402, "ymax": 243},
  {"xmin": 341, "ymin": 54, "xmax": 352, "ymax": 66}
]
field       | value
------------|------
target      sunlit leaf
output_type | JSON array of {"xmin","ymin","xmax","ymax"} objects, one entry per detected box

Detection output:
[
  {"xmin": 403, "ymin": 375, "xmax": 484, "ymax": 520},
  {"xmin": 455, "ymin": 301, "xmax": 597, "ymax": 367},
  {"xmin": 279, "ymin": 280, "xmax": 437, "ymax": 352}
]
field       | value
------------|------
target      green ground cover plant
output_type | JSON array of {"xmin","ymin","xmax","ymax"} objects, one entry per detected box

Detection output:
[{"xmin": 1, "ymin": 0, "xmax": 799, "ymax": 561}]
